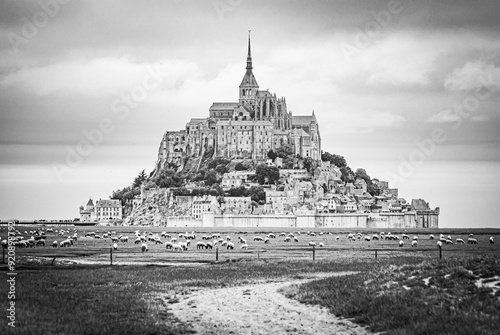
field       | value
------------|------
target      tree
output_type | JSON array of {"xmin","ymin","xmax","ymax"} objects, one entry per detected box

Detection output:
[
  {"xmin": 227, "ymin": 186, "xmax": 248, "ymax": 197},
  {"xmin": 248, "ymin": 186, "xmax": 266, "ymax": 203},
  {"xmin": 234, "ymin": 162, "xmax": 248, "ymax": 171},
  {"xmin": 255, "ymin": 164, "xmax": 280, "ymax": 185},
  {"xmin": 275, "ymin": 144, "xmax": 294, "ymax": 158},
  {"xmin": 204, "ymin": 170, "xmax": 219, "ymax": 187},
  {"xmin": 215, "ymin": 164, "xmax": 228, "ymax": 175},
  {"xmin": 321, "ymin": 152, "xmax": 347, "ymax": 168},
  {"xmin": 267, "ymin": 149, "xmax": 277, "ymax": 160},
  {"xmin": 132, "ymin": 169, "xmax": 147, "ymax": 188}
]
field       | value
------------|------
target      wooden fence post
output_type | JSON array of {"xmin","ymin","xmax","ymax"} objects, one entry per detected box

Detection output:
[
  {"xmin": 258, "ymin": 248, "xmax": 260, "ymax": 260},
  {"xmin": 216, "ymin": 247, "xmax": 219, "ymax": 261},
  {"xmin": 375, "ymin": 249, "xmax": 378, "ymax": 260},
  {"xmin": 312, "ymin": 246, "xmax": 315, "ymax": 261},
  {"xmin": 2, "ymin": 247, "xmax": 4, "ymax": 264},
  {"xmin": 439, "ymin": 245, "xmax": 442, "ymax": 259},
  {"xmin": 110, "ymin": 247, "xmax": 113, "ymax": 266}
]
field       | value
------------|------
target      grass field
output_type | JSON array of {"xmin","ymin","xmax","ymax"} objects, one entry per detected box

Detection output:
[{"xmin": 1, "ymin": 225, "xmax": 499, "ymax": 334}]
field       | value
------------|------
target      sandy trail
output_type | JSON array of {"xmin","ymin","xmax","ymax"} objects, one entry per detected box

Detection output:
[{"xmin": 168, "ymin": 272, "xmax": 372, "ymax": 335}]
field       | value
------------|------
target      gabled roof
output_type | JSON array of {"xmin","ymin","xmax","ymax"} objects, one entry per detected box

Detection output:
[
  {"xmin": 86, "ymin": 198, "xmax": 94, "ymax": 206},
  {"xmin": 291, "ymin": 115, "xmax": 316, "ymax": 125},
  {"xmin": 411, "ymin": 199, "xmax": 429, "ymax": 211}
]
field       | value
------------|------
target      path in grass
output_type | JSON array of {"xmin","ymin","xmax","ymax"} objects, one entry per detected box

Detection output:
[{"xmin": 169, "ymin": 272, "xmax": 371, "ymax": 335}]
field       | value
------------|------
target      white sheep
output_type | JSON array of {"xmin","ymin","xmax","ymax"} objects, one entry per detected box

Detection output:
[
  {"xmin": 227, "ymin": 242, "xmax": 235, "ymax": 250},
  {"xmin": 141, "ymin": 243, "xmax": 148, "ymax": 252},
  {"xmin": 165, "ymin": 242, "xmax": 174, "ymax": 249},
  {"xmin": 264, "ymin": 237, "xmax": 270, "ymax": 244},
  {"xmin": 490, "ymin": 237, "xmax": 494, "ymax": 244},
  {"xmin": 240, "ymin": 243, "xmax": 248, "ymax": 249},
  {"xmin": 113, "ymin": 243, "xmax": 118, "ymax": 250},
  {"xmin": 226, "ymin": 235, "xmax": 231, "ymax": 241},
  {"xmin": 399, "ymin": 240, "xmax": 404, "ymax": 247},
  {"xmin": 402, "ymin": 234, "xmax": 409, "ymax": 240},
  {"xmin": 335, "ymin": 235, "xmax": 340, "ymax": 241},
  {"xmin": 467, "ymin": 238, "xmax": 478, "ymax": 244},
  {"xmin": 1, "ymin": 240, "xmax": 8, "ymax": 249},
  {"xmin": 172, "ymin": 243, "xmax": 183, "ymax": 252},
  {"xmin": 52, "ymin": 241, "xmax": 58, "ymax": 248},
  {"xmin": 429, "ymin": 234, "xmax": 435, "ymax": 239},
  {"xmin": 319, "ymin": 242, "xmax": 324, "ymax": 247},
  {"xmin": 456, "ymin": 238, "xmax": 465, "ymax": 244},
  {"xmin": 413, "ymin": 236, "xmax": 418, "ymax": 241},
  {"xmin": 308, "ymin": 241, "xmax": 316, "ymax": 247},
  {"xmin": 364, "ymin": 236, "xmax": 371, "ymax": 241},
  {"xmin": 284, "ymin": 237, "xmax": 291, "ymax": 242},
  {"xmin": 293, "ymin": 237, "xmax": 299, "ymax": 242},
  {"xmin": 411, "ymin": 240, "xmax": 418, "ymax": 247},
  {"xmin": 445, "ymin": 239, "xmax": 453, "ymax": 245},
  {"xmin": 437, "ymin": 241, "xmax": 443, "ymax": 247},
  {"xmin": 196, "ymin": 241, "xmax": 206, "ymax": 249}
]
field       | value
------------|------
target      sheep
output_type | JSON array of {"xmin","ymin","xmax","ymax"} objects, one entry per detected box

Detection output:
[
  {"xmin": 284, "ymin": 237, "xmax": 291, "ymax": 242},
  {"xmin": 238, "ymin": 237, "xmax": 247, "ymax": 244},
  {"xmin": 468, "ymin": 238, "xmax": 478, "ymax": 244},
  {"xmin": 113, "ymin": 243, "xmax": 118, "ymax": 250},
  {"xmin": 1, "ymin": 240, "xmax": 7, "ymax": 249},
  {"xmin": 155, "ymin": 238, "xmax": 163, "ymax": 245},
  {"xmin": 429, "ymin": 234, "xmax": 435, "ymax": 240},
  {"xmin": 268, "ymin": 233, "xmax": 276, "ymax": 238},
  {"xmin": 447, "ymin": 235, "xmax": 452, "ymax": 241},
  {"xmin": 309, "ymin": 232, "xmax": 317, "ymax": 237},
  {"xmin": 253, "ymin": 236, "xmax": 263, "ymax": 241},
  {"xmin": 264, "ymin": 237, "xmax": 270, "ymax": 244},
  {"xmin": 196, "ymin": 241, "xmax": 206, "ymax": 249},
  {"xmin": 52, "ymin": 241, "xmax": 58, "ymax": 248},
  {"xmin": 221, "ymin": 241, "xmax": 228, "ymax": 247},
  {"xmin": 226, "ymin": 235, "xmax": 231, "ymax": 241},
  {"xmin": 165, "ymin": 242, "xmax": 173, "ymax": 249},
  {"xmin": 240, "ymin": 243, "xmax": 248, "ymax": 249},
  {"xmin": 372, "ymin": 234, "xmax": 379, "ymax": 240},
  {"xmin": 335, "ymin": 235, "xmax": 341, "ymax": 241},
  {"xmin": 411, "ymin": 240, "xmax": 418, "ymax": 247},
  {"xmin": 490, "ymin": 237, "xmax": 494, "ymax": 244},
  {"xmin": 227, "ymin": 242, "xmax": 235, "ymax": 250},
  {"xmin": 170, "ymin": 237, "xmax": 177, "ymax": 243},
  {"xmin": 36, "ymin": 239, "xmax": 45, "ymax": 246},
  {"xmin": 402, "ymin": 234, "xmax": 409, "ymax": 240},
  {"xmin": 293, "ymin": 237, "xmax": 299, "ymax": 242},
  {"xmin": 437, "ymin": 241, "xmax": 443, "ymax": 248},
  {"xmin": 445, "ymin": 239, "xmax": 454, "ymax": 245},
  {"xmin": 468, "ymin": 233, "xmax": 473, "ymax": 237},
  {"xmin": 120, "ymin": 236, "xmax": 129, "ymax": 242},
  {"xmin": 205, "ymin": 242, "xmax": 213, "ymax": 249},
  {"xmin": 134, "ymin": 237, "xmax": 141, "ymax": 244},
  {"xmin": 319, "ymin": 242, "xmax": 324, "ymax": 247},
  {"xmin": 141, "ymin": 243, "xmax": 148, "ymax": 252},
  {"xmin": 308, "ymin": 241, "xmax": 316, "ymax": 247},
  {"xmin": 399, "ymin": 240, "xmax": 404, "ymax": 247},
  {"xmin": 364, "ymin": 236, "xmax": 371, "ymax": 242},
  {"xmin": 456, "ymin": 238, "xmax": 465, "ymax": 244},
  {"xmin": 178, "ymin": 242, "xmax": 189, "ymax": 251},
  {"xmin": 111, "ymin": 237, "xmax": 119, "ymax": 243},
  {"xmin": 413, "ymin": 236, "xmax": 418, "ymax": 241},
  {"xmin": 279, "ymin": 232, "xmax": 286, "ymax": 237}
]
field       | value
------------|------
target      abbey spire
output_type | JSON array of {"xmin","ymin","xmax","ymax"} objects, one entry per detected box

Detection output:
[{"xmin": 239, "ymin": 31, "xmax": 259, "ymax": 103}]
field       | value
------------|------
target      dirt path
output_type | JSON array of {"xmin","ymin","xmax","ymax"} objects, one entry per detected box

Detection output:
[{"xmin": 169, "ymin": 272, "xmax": 372, "ymax": 335}]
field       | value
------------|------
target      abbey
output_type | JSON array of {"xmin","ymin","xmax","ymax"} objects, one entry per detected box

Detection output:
[{"xmin": 155, "ymin": 35, "xmax": 321, "ymax": 170}]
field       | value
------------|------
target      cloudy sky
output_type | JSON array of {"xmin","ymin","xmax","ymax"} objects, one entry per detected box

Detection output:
[{"xmin": 0, "ymin": 0, "xmax": 499, "ymax": 227}]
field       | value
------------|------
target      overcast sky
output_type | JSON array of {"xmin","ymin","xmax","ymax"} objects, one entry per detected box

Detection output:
[{"xmin": 1, "ymin": 0, "xmax": 499, "ymax": 227}]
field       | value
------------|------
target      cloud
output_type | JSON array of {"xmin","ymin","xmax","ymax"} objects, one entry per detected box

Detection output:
[
  {"xmin": 426, "ymin": 109, "xmax": 490, "ymax": 123},
  {"xmin": 444, "ymin": 60, "xmax": 500, "ymax": 92},
  {"xmin": 426, "ymin": 109, "xmax": 461, "ymax": 123},
  {"xmin": 0, "ymin": 57, "xmax": 200, "ymax": 97}
]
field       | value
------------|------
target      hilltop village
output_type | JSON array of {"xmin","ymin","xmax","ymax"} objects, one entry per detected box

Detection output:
[{"xmin": 80, "ymin": 35, "xmax": 439, "ymax": 229}]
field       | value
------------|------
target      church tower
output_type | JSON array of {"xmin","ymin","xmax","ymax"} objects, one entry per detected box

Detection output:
[{"xmin": 239, "ymin": 32, "xmax": 259, "ymax": 107}]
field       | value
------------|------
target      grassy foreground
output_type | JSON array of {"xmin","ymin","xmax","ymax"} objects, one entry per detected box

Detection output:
[
  {"xmin": 282, "ymin": 255, "xmax": 500, "ymax": 335},
  {"xmin": 0, "ymin": 258, "xmax": 386, "ymax": 335},
  {"xmin": 1, "ymin": 255, "xmax": 499, "ymax": 334}
]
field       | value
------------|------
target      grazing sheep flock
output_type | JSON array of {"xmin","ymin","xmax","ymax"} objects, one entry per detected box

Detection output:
[{"xmin": 1, "ymin": 224, "xmax": 497, "ymax": 265}]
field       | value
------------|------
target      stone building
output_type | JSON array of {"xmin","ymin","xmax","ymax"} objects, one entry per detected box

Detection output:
[{"xmin": 155, "ymin": 34, "xmax": 321, "ymax": 171}]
